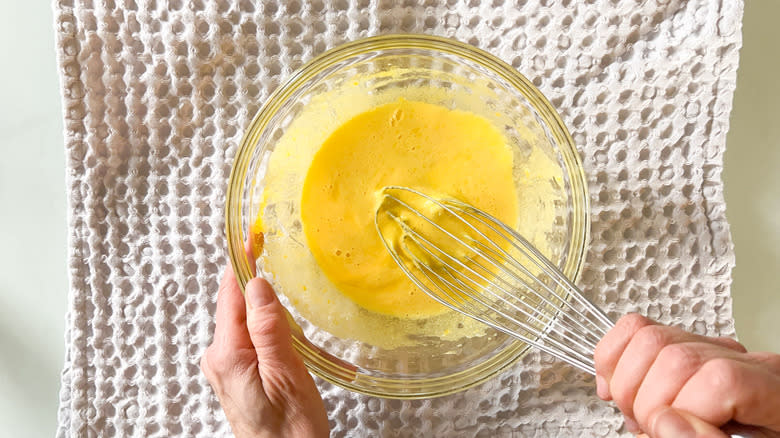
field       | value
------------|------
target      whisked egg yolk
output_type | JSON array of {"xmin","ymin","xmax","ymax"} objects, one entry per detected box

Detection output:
[{"xmin": 299, "ymin": 99, "xmax": 519, "ymax": 318}]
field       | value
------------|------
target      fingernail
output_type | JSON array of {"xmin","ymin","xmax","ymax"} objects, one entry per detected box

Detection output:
[
  {"xmin": 654, "ymin": 408, "xmax": 695, "ymax": 438},
  {"xmin": 624, "ymin": 416, "xmax": 640, "ymax": 433},
  {"xmin": 246, "ymin": 279, "xmax": 274, "ymax": 308},
  {"xmin": 595, "ymin": 374, "xmax": 609, "ymax": 400}
]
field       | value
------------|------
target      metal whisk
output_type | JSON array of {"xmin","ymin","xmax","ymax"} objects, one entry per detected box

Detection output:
[
  {"xmin": 376, "ymin": 187, "xmax": 764, "ymax": 436},
  {"xmin": 375, "ymin": 186, "xmax": 614, "ymax": 375}
]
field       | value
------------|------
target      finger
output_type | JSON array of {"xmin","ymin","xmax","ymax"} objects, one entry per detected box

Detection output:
[
  {"xmin": 213, "ymin": 265, "xmax": 253, "ymax": 351},
  {"xmin": 594, "ymin": 314, "xmax": 656, "ymax": 400},
  {"xmin": 711, "ymin": 336, "xmax": 747, "ymax": 353},
  {"xmin": 647, "ymin": 406, "xmax": 728, "ymax": 438},
  {"xmin": 633, "ymin": 342, "xmax": 744, "ymax": 432},
  {"xmin": 610, "ymin": 327, "xmax": 751, "ymax": 426},
  {"xmin": 594, "ymin": 315, "xmax": 746, "ymax": 403},
  {"xmin": 609, "ymin": 325, "xmax": 702, "ymax": 427},
  {"xmin": 624, "ymin": 415, "xmax": 640, "ymax": 434},
  {"xmin": 244, "ymin": 277, "xmax": 311, "ymax": 404},
  {"xmin": 673, "ymin": 359, "xmax": 780, "ymax": 430},
  {"xmin": 746, "ymin": 351, "xmax": 780, "ymax": 374}
]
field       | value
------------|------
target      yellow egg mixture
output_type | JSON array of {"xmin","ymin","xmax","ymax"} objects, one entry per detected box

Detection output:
[
  {"xmin": 252, "ymin": 76, "xmax": 564, "ymax": 348},
  {"xmin": 300, "ymin": 100, "xmax": 519, "ymax": 318}
]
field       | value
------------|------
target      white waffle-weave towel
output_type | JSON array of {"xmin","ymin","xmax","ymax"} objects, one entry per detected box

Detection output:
[{"xmin": 54, "ymin": 0, "xmax": 742, "ymax": 436}]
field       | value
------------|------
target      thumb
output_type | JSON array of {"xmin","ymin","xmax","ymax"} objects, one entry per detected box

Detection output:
[
  {"xmin": 648, "ymin": 406, "xmax": 728, "ymax": 438},
  {"xmin": 244, "ymin": 278, "xmax": 306, "ymax": 385}
]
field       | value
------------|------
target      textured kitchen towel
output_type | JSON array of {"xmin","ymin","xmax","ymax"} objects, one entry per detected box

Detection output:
[{"xmin": 54, "ymin": 0, "xmax": 742, "ymax": 436}]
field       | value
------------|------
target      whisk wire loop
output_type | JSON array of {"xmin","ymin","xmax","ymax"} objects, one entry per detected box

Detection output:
[
  {"xmin": 457, "ymin": 204, "xmax": 614, "ymax": 332},
  {"xmin": 413, "ymin": 258, "xmax": 599, "ymax": 374},
  {"xmin": 404, "ymin": 233, "xmax": 600, "ymax": 371},
  {"xmin": 375, "ymin": 186, "xmax": 614, "ymax": 375}
]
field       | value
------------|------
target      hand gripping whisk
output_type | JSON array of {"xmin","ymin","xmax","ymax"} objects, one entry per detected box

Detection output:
[
  {"xmin": 374, "ymin": 186, "xmax": 612, "ymax": 375},
  {"xmin": 375, "ymin": 187, "xmax": 764, "ymax": 437}
]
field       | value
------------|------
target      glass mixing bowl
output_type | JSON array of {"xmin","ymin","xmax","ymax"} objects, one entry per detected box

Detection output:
[{"xmin": 226, "ymin": 34, "xmax": 589, "ymax": 398}]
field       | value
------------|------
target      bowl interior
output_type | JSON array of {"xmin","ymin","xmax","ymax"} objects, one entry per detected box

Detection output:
[{"xmin": 227, "ymin": 35, "xmax": 588, "ymax": 398}]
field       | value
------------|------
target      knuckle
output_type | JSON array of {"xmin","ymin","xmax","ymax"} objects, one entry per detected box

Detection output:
[
  {"xmin": 633, "ymin": 325, "xmax": 670, "ymax": 352},
  {"xmin": 203, "ymin": 346, "xmax": 240, "ymax": 378},
  {"xmin": 594, "ymin": 314, "xmax": 653, "ymax": 371},
  {"xmin": 200, "ymin": 347, "xmax": 219, "ymax": 384},
  {"xmin": 657, "ymin": 343, "xmax": 703, "ymax": 371},
  {"xmin": 700, "ymin": 358, "xmax": 741, "ymax": 393},
  {"xmin": 618, "ymin": 313, "xmax": 653, "ymax": 334},
  {"xmin": 249, "ymin": 312, "xmax": 288, "ymax": 340}
]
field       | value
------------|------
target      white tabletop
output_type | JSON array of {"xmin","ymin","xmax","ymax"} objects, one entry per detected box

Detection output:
[
  {"xmin": 0, "ymin": 2, "xmax": 776, "ymax": 437},
  {"xmin": 0, "ymin": 2, "xmax": 68, "ymax": 437}
]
